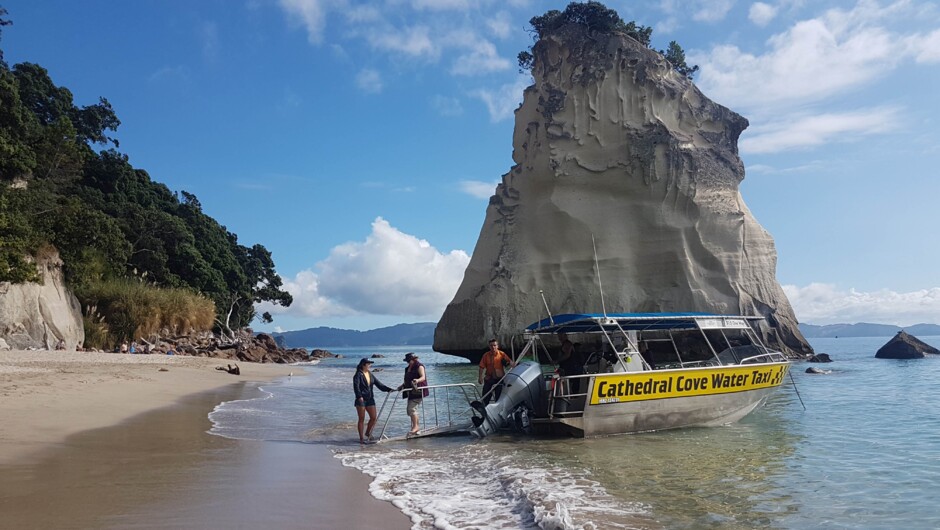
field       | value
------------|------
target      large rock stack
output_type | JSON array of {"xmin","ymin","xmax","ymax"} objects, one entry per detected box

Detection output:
[{"xmin": 434, "ymin": 21, "xmax": 812, "ymax": 361}]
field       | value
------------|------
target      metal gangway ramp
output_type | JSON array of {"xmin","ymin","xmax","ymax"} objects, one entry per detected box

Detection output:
[{"xmin": 374, "ymin": 382, "xmax": 480, "ymax": 442}]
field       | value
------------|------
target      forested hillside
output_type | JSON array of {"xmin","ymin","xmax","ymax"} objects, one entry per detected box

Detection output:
[{"xmin": 0, "ymin": 8, "xmax": 291, "ymax": 346}]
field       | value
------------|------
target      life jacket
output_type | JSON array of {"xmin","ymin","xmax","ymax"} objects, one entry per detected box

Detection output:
[{"xmin": 403, "ymin": 361, "xmax": 429, "ymax": 399}]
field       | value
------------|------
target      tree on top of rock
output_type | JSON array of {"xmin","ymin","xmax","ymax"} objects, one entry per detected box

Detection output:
[
  {"xmin": 517, "ymin": 1, "xmax": 697, "ymax": 80},
  {"xmin": 660, "ymin": 41, "xmax": 699, "ymax": 80}
]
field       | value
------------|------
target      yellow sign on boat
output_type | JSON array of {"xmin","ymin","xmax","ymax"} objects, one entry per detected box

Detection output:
[{"xmin": 589, "ymin": 364, "xmax": 789, "ymax": 405}]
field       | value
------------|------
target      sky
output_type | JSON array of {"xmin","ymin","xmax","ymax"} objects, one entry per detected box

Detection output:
[{"xmin": 3, "ymin": 0, "xmax": 939, "ymax": 330}]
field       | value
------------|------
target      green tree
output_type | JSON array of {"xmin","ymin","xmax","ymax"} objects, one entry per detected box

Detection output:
[
  {"xmin": 0, "ymin": 68, "xmax": 38, "ymax": 180},
  {"xmin": 0, "ymin": 6, "xmax": 11, "ymax": 68},
  {"xmin": 519, "ymin": 2, "xmax": 653, "ymax": 72},
  {"xmin": 0, "ymin": 186, "xmax": 41, "ymax": 282},
  {"xmin": 12, "ymin": 63, "xmax": 119, "ymax": 152},
  {"xmin": 517, "ymin": 2, "xmax": 692, "ymax": 80},
  {"xmin": 660, "ymin": 41, "xmax": 699, "ymax": 80},
  {"xmin": 0, "ymin": 26, "xmax": 292, "ymax": 331}
]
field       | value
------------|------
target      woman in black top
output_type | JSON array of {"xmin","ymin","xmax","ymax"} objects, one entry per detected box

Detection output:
[{"xmin": 353, "ymin": 358, "xmax": 392, "ymax": 443}]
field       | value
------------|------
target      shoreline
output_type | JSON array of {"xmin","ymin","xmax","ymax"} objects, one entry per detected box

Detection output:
[
  {"xmin": 0, "ymin": 349, "xmax": 410, "ymax": 528},
  {"xmin": 0, "ymin": 349, "xmax": 295, "ymax": 465}
]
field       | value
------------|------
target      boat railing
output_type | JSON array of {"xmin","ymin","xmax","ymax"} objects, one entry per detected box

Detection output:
[
  {"xmin": 547, "ymin": 373, "xmax": 593, "ymax": 418},
  {"xmin": 738, "ymin": 351, "xmax": 788, "ymax": 364},
  {"xmin": 375, "ymin": 382, "xmax": 481, "ymax": 441}
]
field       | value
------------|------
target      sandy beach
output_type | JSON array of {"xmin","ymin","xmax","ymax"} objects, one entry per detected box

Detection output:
[{"xmin": 0, "ymin": 350, "xmax": 410, "ymax": 529}]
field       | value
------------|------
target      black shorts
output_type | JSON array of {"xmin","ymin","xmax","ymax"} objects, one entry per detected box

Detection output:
[{"xmin": 356, "ymin": 398, "xmax": 376, "ymax": 407}]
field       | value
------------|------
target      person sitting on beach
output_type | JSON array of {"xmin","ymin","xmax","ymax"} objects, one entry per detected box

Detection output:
[
  {"xmin": 397, "ymin": 353, "xmax": 428, "ymax": 436},
  {"xmin": 354, "ymin": 358, "xmax": 393, "ymax": 443},
  {"xmin": 120, "ymin": 341, "xmax": 129, "ymax": 354},
  {"xmin": 55, "ymin": 339, "xmax": 66, "ymax": 351},
  {"xmin": 478, "ymin": 339, "xmax": 512, "ymax": 404}
]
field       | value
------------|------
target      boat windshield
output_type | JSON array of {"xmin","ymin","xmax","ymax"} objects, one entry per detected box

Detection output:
[{"xmin": 523, "ymin": 314, "xmax": 780, "ymax": 369}]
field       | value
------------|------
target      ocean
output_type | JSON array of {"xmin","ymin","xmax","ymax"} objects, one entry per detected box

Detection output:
[{"xmin": 207, "ymin": 337, "xmax": 940, "ymax": 529}]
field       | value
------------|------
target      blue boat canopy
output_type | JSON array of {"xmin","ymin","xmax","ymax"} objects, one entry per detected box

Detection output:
[{"xmin": 525, "ymin": 312, "xmax": 763, "ymax": 334}]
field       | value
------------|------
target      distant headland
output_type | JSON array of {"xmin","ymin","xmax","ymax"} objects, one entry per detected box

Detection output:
[
  {"xmin": 270, "ymin": 321, "xmax": 940, "ymax": 348},
  {"xmin": 271, "ymin": 323, "xmax": 436, "ymax": 348},
  {"xmin": 798, "ymin": 322, "xmax": 940, "ymax": 338}
]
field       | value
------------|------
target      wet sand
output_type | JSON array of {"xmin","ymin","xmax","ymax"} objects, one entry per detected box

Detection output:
[{"xmin": 0, "ymin": 351, "xmax": 410, "ymax": 529}]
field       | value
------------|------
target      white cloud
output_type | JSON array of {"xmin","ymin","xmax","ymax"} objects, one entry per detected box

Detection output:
[
  {"xmin": 656, "ymin": 16, "xmax": 681, "ymax": 34},
  {"xmin": 412, "ymin": 0, "xmax": 472, "ymax": 11},
  {"xmin": 431, "ymin": 95, "xmax": 464, "ymax": 117},
  {"xmin": 317, "ymin": 218, "xmax": 470, "ymax": 316},
  {"xmin": 355, "ymin": 68, "xmax": 383, "ymax": 93},
  {"xmin": 458, "ymin": 180, "xmax": 498, "ymax": 199},
  {"xmin": 276, "ymin": 0, "xmax": 514, "ymax": 79},
  {"xmin": 740, "ymin": 107, "xmax": 901, "ymax": 153},
  {"xmin": 450, "ymin": 37, "xmax": 512, "ymax": 75},
  {"xmin": 148, "ymin": 65, "xmax": 189, "ymax": 82},
  {"xmin": 784, "ymin": 283, "xmax": 940, "ymax": 326},
  {"xmin": 263, "ymin": 218, "xmax": 470, "ymax": 320},
  {"xmin": 688, "ymin": 1, "xmax": 940, "ymax": 112},
  {"xmin": 692, "ymin": 19, "xmax": 899, "ymax": 110},
  {"xmin": 748, "ymin": 2, "xmax": 778, "ymax": 26},
  {"xmin": 693, "ymin": 0, "xmax": 736, "ymax": 22},
  {"xmin": 746, "ymin": 161, "xmax": 825, "ymax": 174},
  {"xmin": 906, "ymin": 28, "xmax": 940, "ymax": 63},
  {"xmin": 345, "ymin": 5, "xmax": 382, "ymax": 23},
  {"xmin": 659, "ymin": 0, "xmax": 735, "ymax": 24},
  {"xmin": 486, "ymin": 11, "xmax": 513, "ymax": 39},
  {"xmin": 367, "ymin": 25, "xmax": 438, "ymax": 59},
  {"xmin": 472, "ymin": 76, "xmax": 530, "ymax": 122},
  {"xmin": 260, "ymin": 269, "xmax": 352, "ymax": 318},
  {"xmin": 278, "ymin": 0, "xmax": 333, "ymax": 44}
]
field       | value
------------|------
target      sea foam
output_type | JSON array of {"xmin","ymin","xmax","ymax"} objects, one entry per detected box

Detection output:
[{"xmin": 337, "ymin": 444, "xmax": 650, "ymax": 529}]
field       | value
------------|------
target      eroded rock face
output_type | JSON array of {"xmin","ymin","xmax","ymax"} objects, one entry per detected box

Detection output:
[
  {"xmin": 0, "ymin": 253, "xmax": 84, "ymax": 350},
  {"xmin": 434, "ymin": 25, "xmax": 812, "ymax": 361}
]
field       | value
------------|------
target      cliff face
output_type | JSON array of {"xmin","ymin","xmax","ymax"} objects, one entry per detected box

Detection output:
[
  {"xmin": 434, "ymin": 25, "xmax": 812, "ymax": 361},
  {"xmin": 0, "ymin": 252, "xmax": 84, "ymax": 350}
]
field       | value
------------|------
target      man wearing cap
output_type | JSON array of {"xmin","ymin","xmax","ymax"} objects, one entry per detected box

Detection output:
[
  {"xmin": 478, "ymin": 339, "xmax": 513, "ymax": 404},
  {"xmin": 396, "ymin": 353, "xmax": 428, "ymax": 436},
  {"xmin": 353, "ymin": 358, "xmax": 393, "ymax": 443}
]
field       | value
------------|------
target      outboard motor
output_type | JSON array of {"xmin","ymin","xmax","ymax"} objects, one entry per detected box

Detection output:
[{"xmin": 470, "ymin": 361, "xmax": 544, "ymax": 437}]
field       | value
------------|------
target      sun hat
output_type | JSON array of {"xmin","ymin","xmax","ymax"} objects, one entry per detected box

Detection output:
[{"xmin": 403, "ymin": 352, "xmax": 418, "ymax": 362}]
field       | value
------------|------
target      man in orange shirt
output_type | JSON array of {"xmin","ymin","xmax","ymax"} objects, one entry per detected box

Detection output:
[{"xmin": 478, "ymin": 339, "xmax": 512, "ymax": 404}]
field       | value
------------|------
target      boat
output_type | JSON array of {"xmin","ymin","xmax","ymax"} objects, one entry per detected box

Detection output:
[{"xmin": 468, "ymin": 312, "xmax": 791, "ymax": 437}]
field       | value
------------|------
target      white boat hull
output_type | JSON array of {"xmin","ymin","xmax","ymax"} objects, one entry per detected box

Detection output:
[{"xmin": 545, "ymin": 362, "xmax": 789, "ymax": 437}]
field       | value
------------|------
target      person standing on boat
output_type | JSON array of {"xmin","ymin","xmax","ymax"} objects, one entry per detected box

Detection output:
[
  {"xmin": 478, "ymin": 339, "xmax": 512, "ymax": 404},
  {"xmin": 557, "ymin": 332, "xmax": 585, "ymax": 394},
  {"xmin": 353, "ymin": 358, "xmax": 393, "ymax": 444},
  {"xmin": 396, "ymin": 353, "xmax": 428, "ymax": 436}
]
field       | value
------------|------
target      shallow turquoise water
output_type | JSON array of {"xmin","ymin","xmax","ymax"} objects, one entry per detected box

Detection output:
[{"xmin": 209, "ymin": 337, "xmax": 940, "ymax": 529}]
